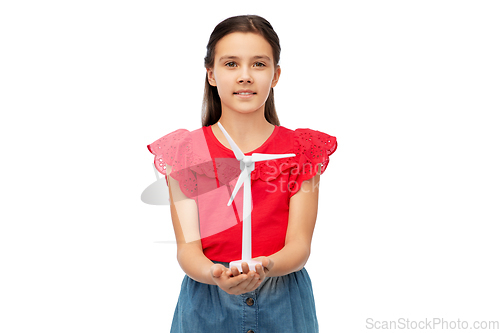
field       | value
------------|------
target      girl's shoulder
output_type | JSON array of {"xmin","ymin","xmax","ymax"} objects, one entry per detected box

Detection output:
[
  {"xmin": 147, "ymin": 127, "xmax": 217, "ymax": 198},
  {"xmin": 147, "ymin": 127, "xmax": 211, "ymax": 175},
  {"xmin": 275, "ymin": 126, "xmax": 338, "ymax": 164},
  {"xmin": 254, "ymin": 126, "xmax": 337, "ymax": 194},
  {"xmin": 147, "ymin": 128, "xmax": 191, "ymax": 176}
]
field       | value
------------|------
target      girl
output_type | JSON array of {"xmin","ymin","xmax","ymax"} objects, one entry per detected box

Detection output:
[{"xmin": 147, "ymin": 15, "xmax": 337, "ymax": 333}]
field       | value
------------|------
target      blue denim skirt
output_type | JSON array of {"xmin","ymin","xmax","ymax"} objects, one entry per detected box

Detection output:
[{"xmin": 170, "ymin": 261, "xmax": 319, "ymax": 333}]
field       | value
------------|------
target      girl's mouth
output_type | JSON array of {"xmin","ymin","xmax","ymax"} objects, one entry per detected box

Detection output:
[{"xmin": 234, "ymin": 92, "xmax": 256, "ymax": 98}]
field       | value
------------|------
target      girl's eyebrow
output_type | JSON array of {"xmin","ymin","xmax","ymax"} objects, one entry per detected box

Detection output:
[{"xmin": 219, "ymin": 55, "xmax": 271, "ymax": 62}]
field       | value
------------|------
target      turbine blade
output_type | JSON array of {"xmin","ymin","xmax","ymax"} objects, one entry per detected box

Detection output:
[
  {"xmin": 250, "ymin": 153, "xmax": 296, "ymax": 162},
  {"xmin": 218, "ymin": 123, "xmax": 245, "ymax": 161},
  {"xmin": 227, "ymin": 167, "xmax": 249, "ymax": 206}
]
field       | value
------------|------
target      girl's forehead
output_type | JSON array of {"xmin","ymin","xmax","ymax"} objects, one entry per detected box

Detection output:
[{"xmin": 214, "ymin": 32, "xmax": 273, "ymax": 59}]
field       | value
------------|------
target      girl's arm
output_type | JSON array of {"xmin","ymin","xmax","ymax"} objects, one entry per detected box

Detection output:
[
  {"xmin": 166, "ymin": 169, "xmax": 216, "ymax": 285},
  {"xmin": 261, "ymin": 171, "xmax": 321, "ymax": 277},
  {"xmin": 167, "ymin": 167, "xmax": 261, "ymax": 292}
]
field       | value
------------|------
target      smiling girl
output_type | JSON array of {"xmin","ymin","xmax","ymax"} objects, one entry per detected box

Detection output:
[{"xmin": 147, "ymin": 15, "xmax": 337, "ymax": 332}]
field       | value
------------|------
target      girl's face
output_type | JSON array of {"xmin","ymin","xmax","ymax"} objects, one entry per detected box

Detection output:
[{"xmin": 207, "ymin": 32, "xmax": 281, "ymax": 117}]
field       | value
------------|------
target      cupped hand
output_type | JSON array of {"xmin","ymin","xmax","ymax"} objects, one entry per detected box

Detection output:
[{"xmin": 210, "ymin": 263, "xmax": 261, "ymax": 295}]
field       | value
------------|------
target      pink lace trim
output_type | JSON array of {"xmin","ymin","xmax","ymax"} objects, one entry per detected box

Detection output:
[{"xmin": 252, "ymin": 129, "xmax": 337, "ymax": 182}]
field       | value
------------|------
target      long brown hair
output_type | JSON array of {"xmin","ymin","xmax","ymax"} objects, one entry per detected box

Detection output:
[{"xmin": 202, "ymin": 15, "xmax": 281, "ymax": 127}]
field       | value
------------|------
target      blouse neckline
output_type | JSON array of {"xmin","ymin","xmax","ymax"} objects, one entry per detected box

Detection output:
[{"xmin": 204, "ymin": 124, "xmax": 280, "ymax": 155}]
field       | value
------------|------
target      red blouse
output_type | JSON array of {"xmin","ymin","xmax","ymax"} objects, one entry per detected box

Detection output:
[{"xmin": 147, "ymin": 125, "xmax": 337, "ymax": 262}]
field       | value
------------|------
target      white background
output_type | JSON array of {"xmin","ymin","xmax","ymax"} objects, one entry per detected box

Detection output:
[{"xmin": 1, "ymin": 0, "xmax": 499, "ymax": 332}]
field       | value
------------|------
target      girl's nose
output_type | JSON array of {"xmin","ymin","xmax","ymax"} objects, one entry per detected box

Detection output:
[{"xmin": 238, "ymin": 70, "xmax": 253, "ymax": 84}]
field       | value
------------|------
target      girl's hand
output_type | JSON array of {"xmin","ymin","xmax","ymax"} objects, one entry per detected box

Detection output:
[
  {"xmin": 210, "ymin": 263, "xmax": 261, "ymax": 295},
  {"xmin": 252, "ymin": 256, "xmax": 274, "ymax": 281}
]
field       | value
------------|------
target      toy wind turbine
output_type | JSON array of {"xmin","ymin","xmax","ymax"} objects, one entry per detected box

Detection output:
[{"xmin": 218, "ymin": 123, "xmax": 295, "ymax": 272}]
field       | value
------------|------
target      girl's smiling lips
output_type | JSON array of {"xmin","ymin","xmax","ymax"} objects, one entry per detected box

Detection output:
[
  {"xmin": 234, "ymin": 89, "xmax": 256, "ymax": 94},
  {"xmin": 234, "ymin": 89, "xmax": 256, "ymax": 98}
]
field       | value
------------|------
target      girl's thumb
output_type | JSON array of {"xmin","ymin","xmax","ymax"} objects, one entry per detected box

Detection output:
[{"xmin": 214, "ymin": 266, "xmax": 224, "ymax": 278}]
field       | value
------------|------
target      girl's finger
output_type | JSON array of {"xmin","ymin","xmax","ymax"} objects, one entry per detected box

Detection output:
[
  {"xmin": 247, "ymin": 274, "xmax": 261, "ymax": 290},
  {"xmin": 231, "ymin": 273, "xmax": 260, "ymax": 294},
  {"xmin": 260, "ymin": 257, "xmax": 268, "ymax": 268},
  {"xmin": 242, "ymin": 272, "xmax": 259, "ymax": 290},
  {"xmin": 212, "ymin": 266, "xmax": 223, "ymax": 278},
  {"xmin": 231, "ymin": 266, "xmax": 240, "ymax": 277},
  {"xmin": 256, "ymin": 264, "xmax": 265, "ymax": 278},
  {"xmin": 228, "ymin": 274, "xmax": 249, "ymax": 291},
  {"xmin": 220, "ymin": 269, "xmax": 229, "ymax": 278}
]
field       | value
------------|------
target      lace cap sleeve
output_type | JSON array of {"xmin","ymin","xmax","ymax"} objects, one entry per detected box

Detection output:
[
  {"xmin": 289, "ymin": 128, "xmax": 338, "ymax": 197},
  {"xmin": 147, "ymin": 129, "xmax": 197, "ymax": 198},
  {"xmin": 147, "ymin": 129, "xmax": 190, "ymax": 175}
]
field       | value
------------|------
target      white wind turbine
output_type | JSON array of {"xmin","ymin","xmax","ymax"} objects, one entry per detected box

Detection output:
[{"xmin": 218, "ymin": 122, "xmax": 295, "ymax": 272}]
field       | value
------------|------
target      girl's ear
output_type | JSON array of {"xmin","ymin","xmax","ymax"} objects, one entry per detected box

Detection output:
[
  {"xmin": 206, "ymin": 68, "xmax": 217, "ymax": 87},
  {"xmin": 271, "ymin": 65, "xmax": 281, "ymax": 88}
]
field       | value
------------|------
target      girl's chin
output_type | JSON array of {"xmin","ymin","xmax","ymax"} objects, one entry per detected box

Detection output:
[{"xmin": 221, "ymin": 106, "xmax": 265, "ymax": 115}]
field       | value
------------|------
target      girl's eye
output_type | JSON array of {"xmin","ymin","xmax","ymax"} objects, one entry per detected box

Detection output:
[{"xmin": 224, "ymin": 62, "xmax": 266, "ymax": 68}]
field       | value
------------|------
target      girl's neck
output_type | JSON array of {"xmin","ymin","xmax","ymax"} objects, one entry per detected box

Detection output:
[{"xmin": 211, "ymin": 110, "xmax": 276, "ymax": 153}]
